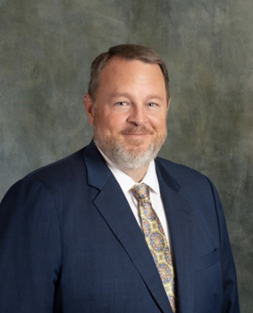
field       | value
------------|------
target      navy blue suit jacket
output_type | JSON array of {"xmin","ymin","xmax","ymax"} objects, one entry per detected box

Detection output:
[{"xmin": 0, "ymin": 141, "xmax": 240, "ymax": 312}]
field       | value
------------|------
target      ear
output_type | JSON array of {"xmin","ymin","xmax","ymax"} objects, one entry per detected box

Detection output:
[
  {"xmin": 168, "ymin": 98, "xmax": 171, "ymax": 107},
  {"xmin": 83, "ymin": 93, "xmax": 95, "ymax": 126},
  {"xmin": 167, "ymin": 98, "xmax": 171, "ymax": 112}
]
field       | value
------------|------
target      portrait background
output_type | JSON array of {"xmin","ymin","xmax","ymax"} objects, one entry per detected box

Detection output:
[{"xmin": 0, "ymin": 0, "xmax": 252, "ymax": 311}]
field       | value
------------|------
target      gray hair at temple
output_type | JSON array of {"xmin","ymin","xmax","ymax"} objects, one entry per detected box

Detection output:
[{"xmin": 87, "ymin": 44, "xmax": 170, "ymax": 102}]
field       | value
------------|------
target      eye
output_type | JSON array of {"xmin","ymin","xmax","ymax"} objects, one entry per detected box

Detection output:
[
  {"xmin": 148, "ymin": 102, "xmax": 157, "ymax": 107},
  {"xmin": 112, "ymin": 101, "xmax": 130, "ymax": 111},
  {"xmin": 116, "ymin": 102, "xmax": 127, "ymax": 106}
]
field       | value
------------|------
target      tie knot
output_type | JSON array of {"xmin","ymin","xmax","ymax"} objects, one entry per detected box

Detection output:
[{"xmin": 131, "ymin": 183, "xmax": 150, "ymax": 202}]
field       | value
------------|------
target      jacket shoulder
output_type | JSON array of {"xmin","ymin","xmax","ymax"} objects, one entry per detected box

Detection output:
[
  {"xmin": 25, "ymin": 148, "xmax": 87, "ymax": 184},
  {"xmin": 155, "ymin": 157, "xmax": 209, "ymax": 187}
]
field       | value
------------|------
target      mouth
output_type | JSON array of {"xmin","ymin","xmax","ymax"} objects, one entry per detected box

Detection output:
[
  {"xmin": 124, "ymin": 133, "xmax": 149, "ymax": 136},
  {"xmin": 121, "ymin": 127, "xmax": 153, "ymax": 136}
]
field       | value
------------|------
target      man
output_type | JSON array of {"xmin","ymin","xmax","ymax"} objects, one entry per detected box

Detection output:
[{"xmin": 0, "ymin": 44, "xmax": 240, "ymax": 312}]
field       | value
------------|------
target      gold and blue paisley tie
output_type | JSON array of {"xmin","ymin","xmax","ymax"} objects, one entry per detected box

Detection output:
[{"xmin": 131, "ymin": 183, "xmax": 176, "ymax": 313}]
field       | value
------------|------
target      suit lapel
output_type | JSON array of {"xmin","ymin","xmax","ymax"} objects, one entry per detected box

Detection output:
[
  {"xmin": 83, "ymin": 142, "xmax": 172, "ymax": 313},
  {"xmin": 156, "ymin": 162, "xmax": 195, "ymax": 313}
]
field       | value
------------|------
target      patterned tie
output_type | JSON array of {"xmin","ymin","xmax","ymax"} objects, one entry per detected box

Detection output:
[{"xmin": 131, "ymin": 183, "xmax": 176, "ymax": 313}]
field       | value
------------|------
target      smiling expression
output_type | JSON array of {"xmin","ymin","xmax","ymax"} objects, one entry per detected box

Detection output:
[{"xmin": 84, "ymin": 57, "xmax": 169, "ymax": 170}]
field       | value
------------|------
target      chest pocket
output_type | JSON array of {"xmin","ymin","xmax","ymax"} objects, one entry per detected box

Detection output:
[{"xmin": 194, "ymin": 248, "xmax": 219, "ymax": 272}]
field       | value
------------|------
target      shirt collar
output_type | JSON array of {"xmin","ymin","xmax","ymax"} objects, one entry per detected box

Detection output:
[{"xmin": 97, "ymin": 147, "xmax": 160, "ymax": 196}]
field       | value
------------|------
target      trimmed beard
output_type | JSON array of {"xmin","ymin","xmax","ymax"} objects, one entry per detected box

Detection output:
[{"xmin": 94, "ymin": 126, "xmax": 167, "ymax": 170}]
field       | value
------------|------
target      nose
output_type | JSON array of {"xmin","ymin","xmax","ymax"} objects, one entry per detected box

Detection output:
[{"xmin": 127, "ymin": 104, "xmax": 147, "ymax": 126}]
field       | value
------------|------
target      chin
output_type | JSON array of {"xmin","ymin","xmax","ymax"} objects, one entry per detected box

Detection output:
[{"xmin": 123, "ymin": 141, "xmax": 151, "ymax": 151}]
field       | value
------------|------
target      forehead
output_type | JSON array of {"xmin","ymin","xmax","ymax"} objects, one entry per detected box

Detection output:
[
  {"xmin": 97, "ymin": 57, "xmax": 166, "ymax": 95},
  {"xmin": 101, "ymin": 57, "xmax": 163, "ymax": 77}
]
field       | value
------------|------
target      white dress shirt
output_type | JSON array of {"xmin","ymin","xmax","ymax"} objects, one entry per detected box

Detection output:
[{"xmin": 98, "ymin": 149, "xmax": 171, "ymax": 246}]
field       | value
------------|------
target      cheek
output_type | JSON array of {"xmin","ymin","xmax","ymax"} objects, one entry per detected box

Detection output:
[
  {"xmin": 95, "ymin": 114, "xmax": 124, "ymax": 133},
  {"xmin": 150, "ymin": 115, "xmax": 167, "ymax": 130},
  {"xmin": 106, "ymin": 113, "xmax": 127, "ymax": 129}
]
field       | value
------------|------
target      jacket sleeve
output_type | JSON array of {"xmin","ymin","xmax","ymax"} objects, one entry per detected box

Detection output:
[
  {"xmin": 0, "ymin": 177, "xmax": 61, "ymax": 312},
  {"xmin": 207, "ymin": 177, "xmax": 240, "ymax": 313}
]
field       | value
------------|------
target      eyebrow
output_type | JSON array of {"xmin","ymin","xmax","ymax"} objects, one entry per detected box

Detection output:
[{"xmin": 110, "ymin": 92, "xmax": 164, "ymax": 101}]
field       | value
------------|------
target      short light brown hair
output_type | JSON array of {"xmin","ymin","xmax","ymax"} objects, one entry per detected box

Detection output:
[{"xmin": 88, "ymin": 44, "xmax": 170, "ymax": 102}]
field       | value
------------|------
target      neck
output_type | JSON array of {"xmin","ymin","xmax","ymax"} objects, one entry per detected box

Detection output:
[
  {"xmin": 121, "ymin": 165, "xmax": 149, "ymax": 183},
  {"xmin": 95, "ymin": 144, "xmax": 151, "ymax": 182}
]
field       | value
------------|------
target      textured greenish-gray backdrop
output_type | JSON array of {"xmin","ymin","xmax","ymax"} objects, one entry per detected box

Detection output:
[{"xmin": 0, "ymin": 0, "xmax": 252, "ymax": 311}]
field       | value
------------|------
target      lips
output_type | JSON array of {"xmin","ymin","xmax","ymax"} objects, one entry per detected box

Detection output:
[{"xmin": 121, "ymin": 126, "xmax": 153, "ymax": 136}]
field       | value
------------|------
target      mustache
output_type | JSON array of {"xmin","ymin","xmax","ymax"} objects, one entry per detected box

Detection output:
[{"xmin": 121, "ymin": 126, "xmax": 153, "ymax": 135}]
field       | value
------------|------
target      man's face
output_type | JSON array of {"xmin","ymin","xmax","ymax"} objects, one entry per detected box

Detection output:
[{"xmin": 84, "ymin": 57, "xmax": 169, "ymax": 170}]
